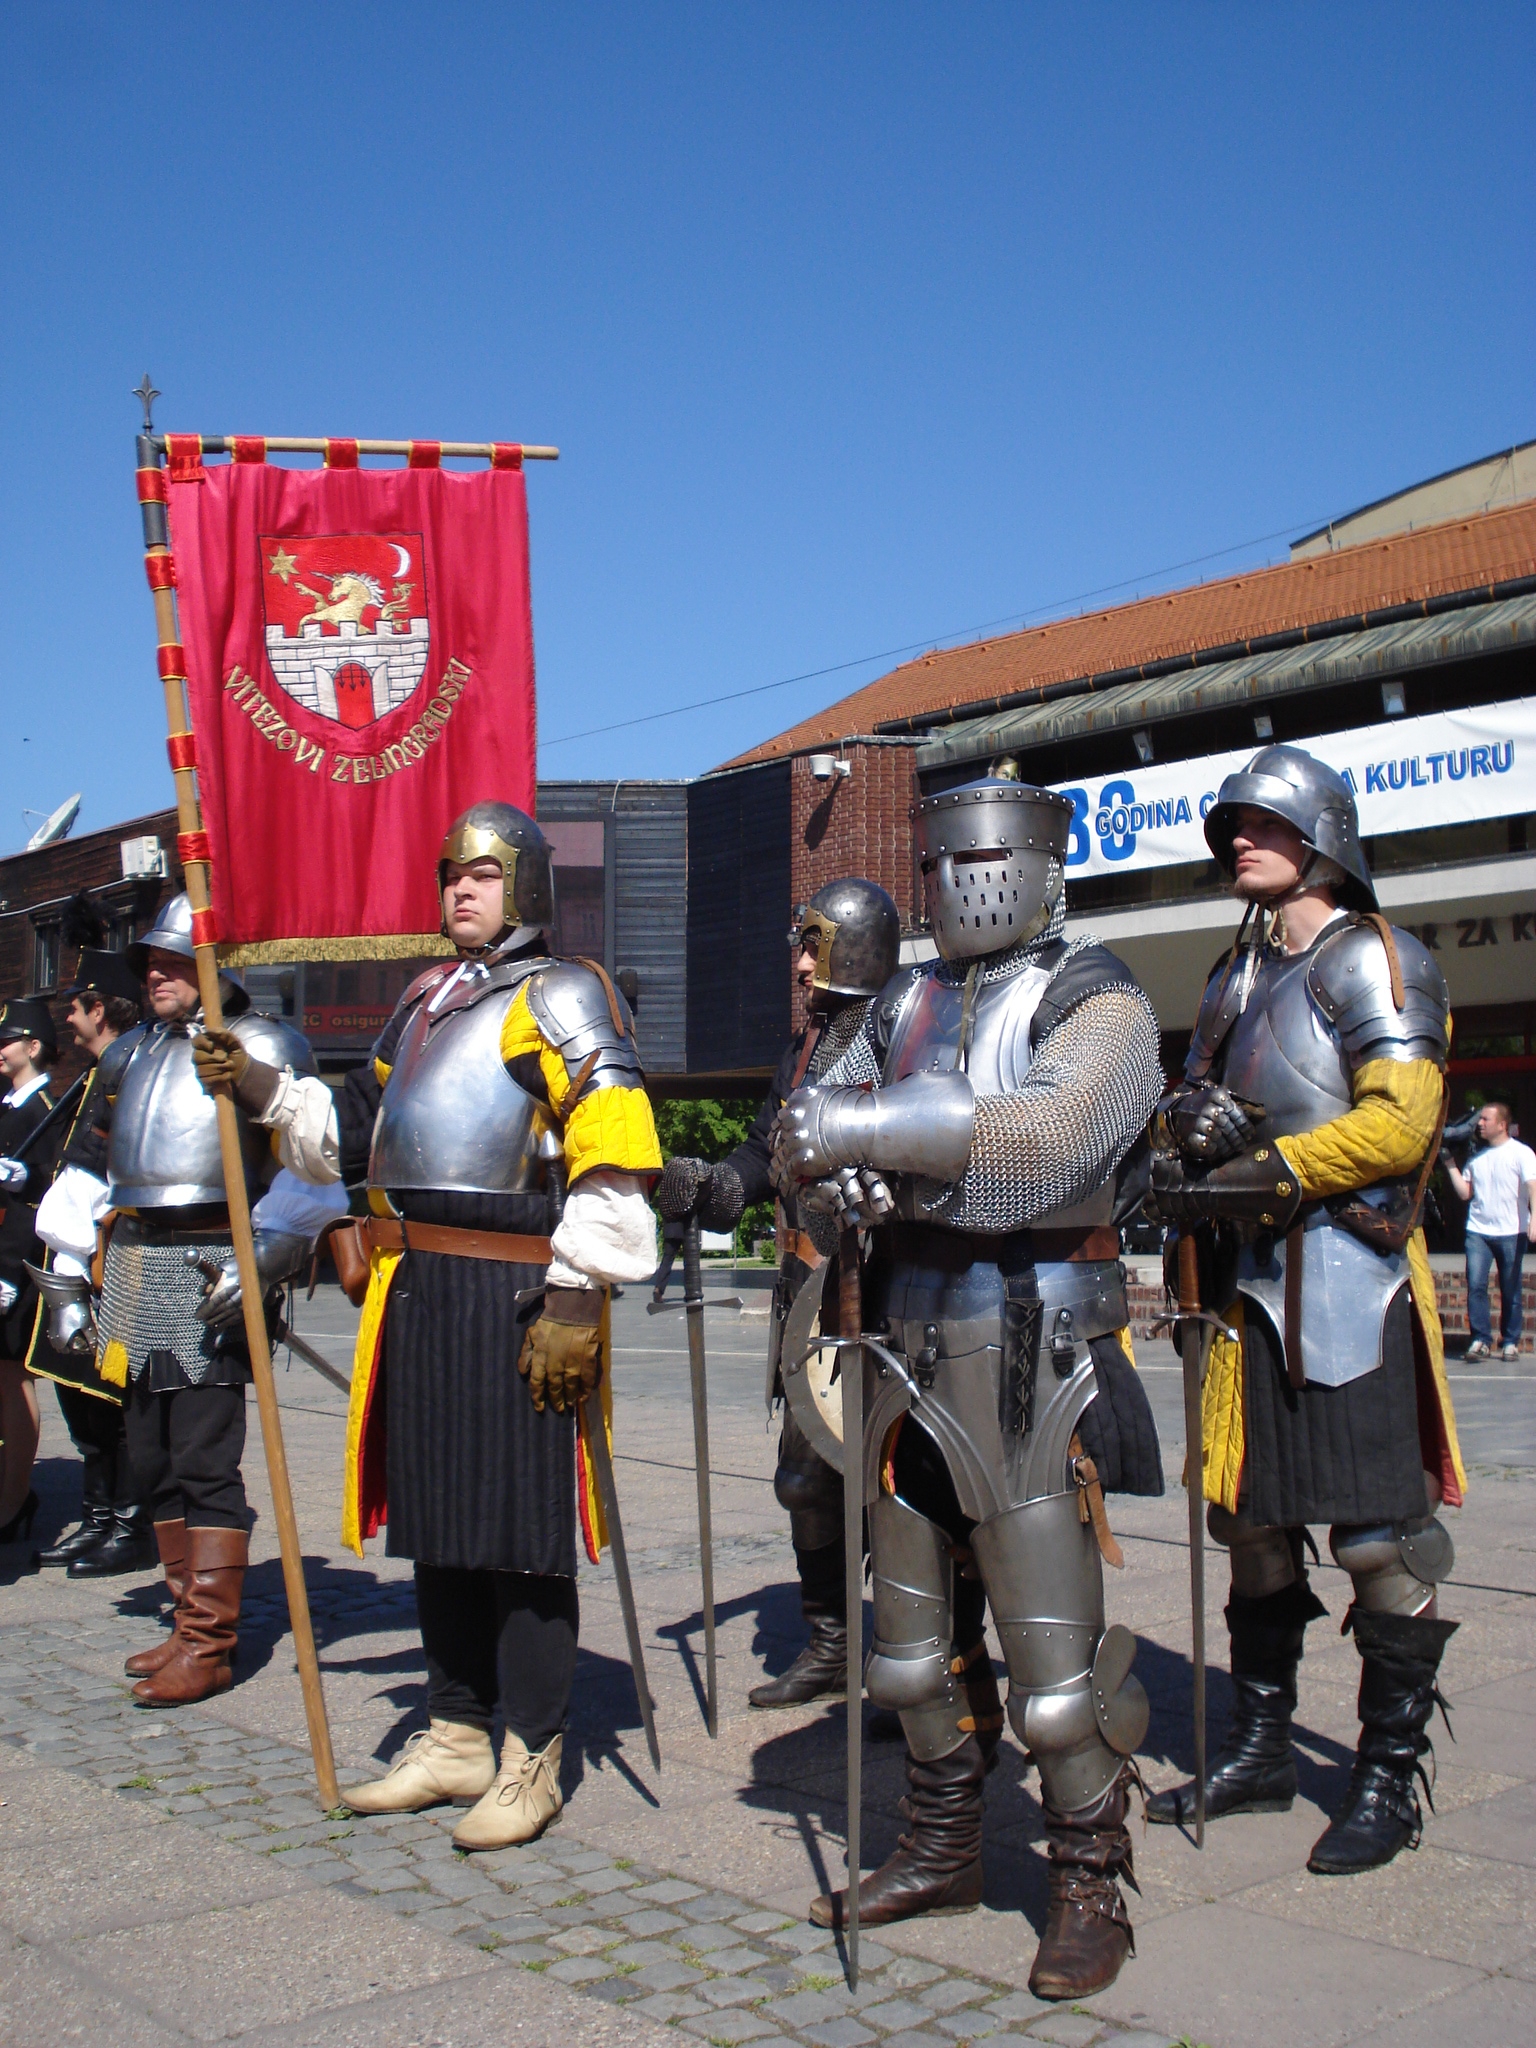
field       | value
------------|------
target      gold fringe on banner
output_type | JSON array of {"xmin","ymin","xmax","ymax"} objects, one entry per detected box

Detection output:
[{"xmin": 219, "ymin": 933, "xmax": 455, "ymax": 967}]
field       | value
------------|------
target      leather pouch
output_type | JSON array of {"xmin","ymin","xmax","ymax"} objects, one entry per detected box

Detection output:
[{"xmin": 325, "ymin": 1218, "xmax": 372, "ymax": 1308}]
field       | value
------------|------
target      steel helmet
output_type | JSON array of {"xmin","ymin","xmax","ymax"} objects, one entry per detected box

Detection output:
[
  {"xmin": 790, "ymin": 878, "xmax": 901, "ymax": 1001},
  {"xmin": 438, "ymin": 802, "xmax": 555, "ymax": 943},
  {"xmin": 913, "ymin": 777, "xmax": 1073, "ymax": 962},
  {"xmin": 1204, "ymin": 744, "xmax": 1376, "ymax": 911},
  {"xmin": 126, "ymin": 894, "xmax": 248, "ymax": 1011}
]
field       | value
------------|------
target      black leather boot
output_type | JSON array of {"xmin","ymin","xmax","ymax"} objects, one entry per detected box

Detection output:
[
  {"xmin": 810, "ymin": 1736, "xmax": 985, "ymax": 1927},
  {"xmin": 38, "ymin": 1450, "xmax": 113, "ymax": 1566},
  {"xmin": 1308, "ymin": 1609, "xmax": 1458, "ymax": 1875},
  {"xmin": 68, "ymin": 1504, "xmax": 158, "ymax": 1578},
  {"xmin": 751, "ymin": 1539, "xmax": 848, "ymax": 1709},
  {"xmin": 750, "ymin": 1612, "xmax": 847, "ymax": 1708},
  {"xmin": 1148, "ymin": 1578, "xmax": 1326, "ymax": 1825}
]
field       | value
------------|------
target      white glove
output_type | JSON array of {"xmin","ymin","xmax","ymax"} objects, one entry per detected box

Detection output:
[{"xmin": 0, "ymin": 1157, "xmax": 28, "ymax": 1190}]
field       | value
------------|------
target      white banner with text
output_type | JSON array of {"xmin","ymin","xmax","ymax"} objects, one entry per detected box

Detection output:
[{"xmin": 1049, "ymin": 695, "xmax": 1535, "ymax": 875}]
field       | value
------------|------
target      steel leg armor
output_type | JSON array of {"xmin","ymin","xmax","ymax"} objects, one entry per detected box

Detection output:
[
  {"xmin": 865, "ymin": 1494, "xmax": 968, "ymax": 1761},
  {"xmin": 971, "ymin": 1492, "xmax": 1147, "ymax": 1812},
  {"xmin": 1331, "ymin": 1517, "xmax": 1453, "ymax": 1619}
]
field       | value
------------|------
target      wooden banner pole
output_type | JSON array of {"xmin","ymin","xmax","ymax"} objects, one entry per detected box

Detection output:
[{"xmin": 134, "ymin": 399, "xmax": 340, "ymax": 1812}]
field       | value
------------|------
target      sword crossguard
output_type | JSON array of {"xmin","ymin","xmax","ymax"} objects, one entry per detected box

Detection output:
[
  {"xmin": 789, "ymin": 1330, "xmax": 921, "ymax": 1402},
  {"xmin": 1149, "ymin": 1310, "xmax": 1239, "ymax": 1344},
  {"xmin": 646, "ymin": 1295, "xmax": 743, "ymax": 1316}
]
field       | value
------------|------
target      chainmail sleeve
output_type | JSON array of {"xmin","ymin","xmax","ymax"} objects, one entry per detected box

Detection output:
[{"xmin": 923, "ymin": 986, "xmax": 1164, "ymax": 1231}]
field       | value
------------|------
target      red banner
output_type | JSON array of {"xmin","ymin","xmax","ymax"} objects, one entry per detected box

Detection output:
[{"xmin": 167, "ymin": 461, "xmax": 536, "ymax": 951}]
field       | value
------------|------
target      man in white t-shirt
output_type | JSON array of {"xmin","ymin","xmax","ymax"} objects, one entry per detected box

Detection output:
[{"xmin": 1447, "ymin": 1101, "xmax": 1536, "ymax": 1360}]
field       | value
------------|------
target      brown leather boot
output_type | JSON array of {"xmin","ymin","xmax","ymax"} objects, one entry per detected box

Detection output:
[
  {"xmin": 132, "ymin": 1526, "xmax": 246, "ymax": 1708},
  {"xmin": 1029, "ymin": 1764, "xmax": 1138, "ymax": 2001},
  {"xmin": 811, "ymin": 1737, "xmax": 986, "ymax": 1928},
  {"xmin": 125, "ymin": 1520, "xmax": 190, "ymax": 1678}
]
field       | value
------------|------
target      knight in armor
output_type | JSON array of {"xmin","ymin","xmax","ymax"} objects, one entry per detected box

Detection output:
[
  {"xmin": 771, "ymin": 777, "xmax": 1165, "ymax": 2001},
  {"xmin": 656, "ymin": 878, "xmax": 901, "ymax": 1710},
  {"xmin": 1146, "ymin": 745, "xmax": 1464, "ymax": 1875},
  {"xmin": 199, "ymin": 804, "xmax": 663, "ymax": 1848},
  {"xmin": 0, "ymin": 998, "xmax": 63, "ymax": 1543},
  {"xmin": 28, "ymin": 948, "xmax": 157, "ymax": 1576},
  {"xmin": 33, "ymin": 896, "xmax": 343, "ymax": 1704}
]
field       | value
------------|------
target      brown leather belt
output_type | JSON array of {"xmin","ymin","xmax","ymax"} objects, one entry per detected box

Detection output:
[
  {"xmin": 366, "ymin": 1217, "xmax": 553, "ymax": 1265},
  {"xmin": 780, "ymin": 1229, "xmax": 824, "ymax": 1267}
]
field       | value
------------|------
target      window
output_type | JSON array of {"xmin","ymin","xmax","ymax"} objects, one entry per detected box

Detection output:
[{"xmin": 31, "ymin": 921, "xmax": 60, "ymax": 992}]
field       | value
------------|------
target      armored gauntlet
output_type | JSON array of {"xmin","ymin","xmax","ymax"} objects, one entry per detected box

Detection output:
[
  {"xmin": 193, "ymin": 1229, "xmax": 310, "ymax": 1327},
  {"xmin": 771, "ymin": 1071, "xmax": 976, "ymax": 1191}
]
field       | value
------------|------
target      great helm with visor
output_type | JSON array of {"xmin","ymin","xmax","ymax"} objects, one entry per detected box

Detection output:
[
  {"xmin": 789, "ymin": 877, "xmax": 900, "ymax": 1001},
  {"xmin": 1203, "ymin": 743, "xmax": 1377, "ymax": 912},
  {"xmin": 438, "ymin": 802, "xmax": 555, "ymax": 944},
  {"xmin": 913, "ymin": 776, "xmax": 1072, "ymax": 962}
]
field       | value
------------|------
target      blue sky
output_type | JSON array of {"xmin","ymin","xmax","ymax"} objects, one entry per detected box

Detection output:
[{"xmin": 3, "ymin": 4, "xmax": 1531, "ymax": 849}]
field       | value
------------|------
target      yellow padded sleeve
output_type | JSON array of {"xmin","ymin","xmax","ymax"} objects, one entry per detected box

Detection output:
[
  {"xmin": 1275, "ymin": 1057, "xmax": 1444, "ymax": 1200},
  {"xmin": 373, "ymin": 1056, "xmax": 392, "ymax": 1088},
  {"xmin": 565, "ymin": 1084, "xmax": 663, "ymax": 1184},
  {"xmin": 499, "ymin": 982, "xmax": 663, "ymax": 1184},
  {"xmin": 499, "ymin": 984, "xmax": 571, "ymax": 1111}
]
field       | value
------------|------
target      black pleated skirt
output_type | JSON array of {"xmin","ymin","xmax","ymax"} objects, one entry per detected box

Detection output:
[
  {"xmin": 1242, "ymin": 1287, "xmax": 1430, "ymax": 1528},
  {"xmin": 382, "ymin": 1189, "xmax": 575, "ymax": 1576}
]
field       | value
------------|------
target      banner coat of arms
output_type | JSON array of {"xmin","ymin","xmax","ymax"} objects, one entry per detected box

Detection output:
[{"xmin": 166, "ymin": 460, "xmax": 536, "ymax": 958}]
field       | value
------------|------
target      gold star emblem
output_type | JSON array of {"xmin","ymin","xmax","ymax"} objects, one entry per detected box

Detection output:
[{"xmin": 267, "ymin": 545, "xmax": 298, "ymax": 583}]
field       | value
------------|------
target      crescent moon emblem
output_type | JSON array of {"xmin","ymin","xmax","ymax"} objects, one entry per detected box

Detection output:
[{"xmin": 390, "ymin": 543, "xmax": 411, "ymax": 578}]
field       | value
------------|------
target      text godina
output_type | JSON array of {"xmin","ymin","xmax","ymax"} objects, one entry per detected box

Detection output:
[{"xmin": 222, "ymin": 660, "xmax": 473, "ymax": 782}]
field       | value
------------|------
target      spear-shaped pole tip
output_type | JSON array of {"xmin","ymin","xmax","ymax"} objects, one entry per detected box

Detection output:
[{"xmin": 133, "ymin": 374, "xmax": 161, "ymax": 432}]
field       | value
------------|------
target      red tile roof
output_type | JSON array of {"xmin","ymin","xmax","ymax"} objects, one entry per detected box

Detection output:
[{"xmin": 718, "ymin": 500, "xmax": 1536, "ymax": 769}]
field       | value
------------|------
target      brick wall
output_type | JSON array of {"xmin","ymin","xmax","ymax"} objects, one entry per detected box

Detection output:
[
  {"xmin": 788, "ymin": 741, "xmax": 921, "ymax": 1028},
  {"xmin": 0, "ymin": 809, "xmax": 180, "ymax": 1089},
  {"xmin": 1124, "ymin": 1257, "xmax": 1534, "ymax": 1354}
]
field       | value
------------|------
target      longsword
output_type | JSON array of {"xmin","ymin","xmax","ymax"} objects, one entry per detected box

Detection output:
[
  {"xmin": 1151, "ymin": 1232, "xmax": 1237, "ymax": 1852},
  {"xmin": 583, "ymin": 1391, "xmax": 663, "ymax": 1773},
  {"xmin": 839, "ymin": 1221, "xmax": 863, "ymax": 1989},
  {"xmin": 681, "ymin": 1216, "xmax": 719, "ymax": 1738}
]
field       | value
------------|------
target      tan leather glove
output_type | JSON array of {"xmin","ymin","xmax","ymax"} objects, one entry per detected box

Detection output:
[
  {"xmin": 191, "ymin": 1029, "xmax": 279, "ymax": 1115},
  {"xmin": 518, "ymin": 1285, "xmax": 604, "ymax": 1414}
]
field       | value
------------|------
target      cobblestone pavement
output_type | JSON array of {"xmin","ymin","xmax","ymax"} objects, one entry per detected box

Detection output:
[
  {"xmin": 1, "ymin": 1601, "xmax": 1183, "ymax": 2048},
  {"xmin": 2, "ymin": 1280, "xmax": 1534, "ymax": 2047}
]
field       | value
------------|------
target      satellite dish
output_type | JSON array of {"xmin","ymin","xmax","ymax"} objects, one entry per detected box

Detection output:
[{"xmin": 26, "ymin": 794, "xmax": 81, "ymax": 851}]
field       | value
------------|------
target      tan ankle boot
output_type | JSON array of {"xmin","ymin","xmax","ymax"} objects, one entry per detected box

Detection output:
[
  {"xmin": 344, "ymin": 1720, "xmax": 496, "ymax": 1814},
  {"xmin": 453, "ymin": 1731, "xmax": 563, "ymax": 1849},
  {"xmin": 125, "ymin": 1520, "xmax": 189, "ymax": 1678}
]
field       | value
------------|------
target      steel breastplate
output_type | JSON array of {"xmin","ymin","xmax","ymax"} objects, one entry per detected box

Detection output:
[
  {"xmin": 369, "ymin": 974, "xmax": 549, "ymax": 1196},
  {"xmin": 108, "ymin": 1014, "xmax": 309, "ymax": 1210},
  {"xmin": 1208, "ymin": 949, "xmax": 1354, "ymax": 1139},
  {"xmin": 885, "ymin": 961, "xmax": 1052, "ymax": 1092},
  {"xmin": 884, "ymin": 953, "xmax": 1115, "ymax": 1229}
]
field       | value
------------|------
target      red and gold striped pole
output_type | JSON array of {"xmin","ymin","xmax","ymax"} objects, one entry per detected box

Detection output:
[{"xmin": 134, "ymin": 393, "xmax": 340, "ymax": 1811}]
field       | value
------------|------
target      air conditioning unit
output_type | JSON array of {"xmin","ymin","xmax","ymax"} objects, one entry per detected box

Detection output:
[{"xmin": 121, "ymin": 835, "xmax": 169, "ymax": 879}]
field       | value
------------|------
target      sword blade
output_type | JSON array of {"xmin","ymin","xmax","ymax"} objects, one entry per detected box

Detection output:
[
  {"xmin": 274, "ymin": 1321, "xmax": 352, "ymax": 1396},
  {"xmin": 1177, "ymin": 1232, "xmax": 1207, "ymax": 1851},
  {"xmin": 839, "ymin": 1225, "xmax": 863, "ymax": 1991},
  {"xmin": 682, "ymin": 1217, "xmax": 718, "ymax": 1739},
  {"xmin": 584, "ymin": 1401, "xmax": 662, "ymax": 1774}
]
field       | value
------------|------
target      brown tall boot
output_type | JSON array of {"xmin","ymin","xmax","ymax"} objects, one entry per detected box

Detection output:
[
  {"xmin": 811, "ymin": 1737, "xmax": 986, "ymax": 1928},
  {"xmin": 124, "ymin": 1520, "xmax": 190, "ymax": 1678},
  {"xmin": 1029, "ymin": 1763, "xmax": 1138, "ymax": 2001},
  {"xmin": 132, "ymin": 1527, "xmax": 246, "ymax": 1708}
]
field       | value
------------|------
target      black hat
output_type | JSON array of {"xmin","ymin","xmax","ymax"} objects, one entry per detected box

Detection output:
[
  {"xmin": 0, "ymin": 997, "xmax": 58, "ymax": 1060},
  {"xmin": 60, "ymin": 948, "xmax": 143, "ymax": 1007}
]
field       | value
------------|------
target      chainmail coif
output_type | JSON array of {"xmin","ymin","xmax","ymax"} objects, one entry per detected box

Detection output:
[{"xmin": 922, "ymin": 983, "xmax": 1164, "ymax": 1232}]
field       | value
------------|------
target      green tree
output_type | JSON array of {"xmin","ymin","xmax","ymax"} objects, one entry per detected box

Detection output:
[{"xmin": 651, "ymin": 1097, "xmax": 774, "ymax": 1260}]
